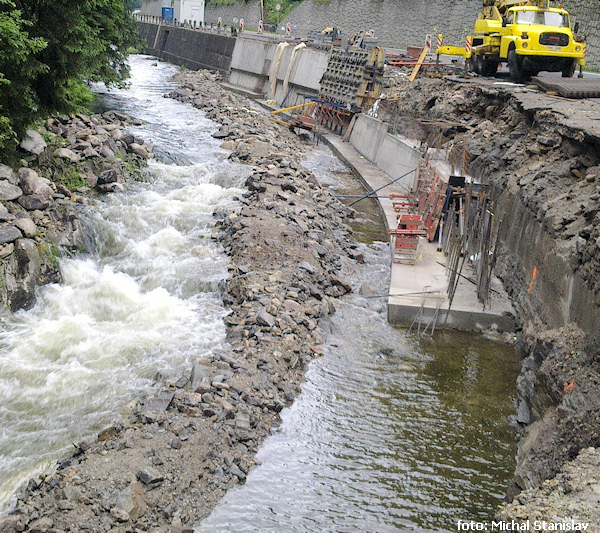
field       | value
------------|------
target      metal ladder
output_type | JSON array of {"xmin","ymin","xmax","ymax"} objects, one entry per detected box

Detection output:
[{"xmin": 409, "ymin": 286, "xmax": 445, "ymax": 336}]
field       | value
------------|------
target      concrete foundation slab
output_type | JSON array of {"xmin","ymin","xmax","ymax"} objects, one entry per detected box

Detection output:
[{"xmin": 324, "ymin": 133, "xmax": 516, "ymax": 333}]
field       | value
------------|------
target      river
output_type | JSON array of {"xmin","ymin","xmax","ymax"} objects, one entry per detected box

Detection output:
[{"xmin": 0, "ymin": 56, "xmax": 521, "ymax": 531}]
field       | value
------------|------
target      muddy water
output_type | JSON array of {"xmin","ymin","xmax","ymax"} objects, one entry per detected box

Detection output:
[{"xmin": 197, "ymin": 146, "xmax": 521, "ymax": 532}]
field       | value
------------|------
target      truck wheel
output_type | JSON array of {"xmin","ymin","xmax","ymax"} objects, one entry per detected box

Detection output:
[
  {"xmin": 507, "ymin": 50, "xmax": 524, "ymax": 83},
  {"xmin": 481, "ymin": 60, "xmax": 499, "ymax": 77},
  {"xmin": 471, "ymin": 55, "xmax": 483, "ymax": 75},
  {"xmin": 562, "ymin": 59, "xmax": 576, "ymax": 78}
]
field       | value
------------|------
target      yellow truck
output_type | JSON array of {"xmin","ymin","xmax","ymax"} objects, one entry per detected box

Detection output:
[{"xmin": 437, "ymin": 0, "xmax": 586, "ymax": 81}]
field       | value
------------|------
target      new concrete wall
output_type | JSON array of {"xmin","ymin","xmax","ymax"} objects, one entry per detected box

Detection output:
[
  {"xmin": 229, "ymin": 36, "xmax": 328, "ymax": 104},
  {"xmin": 349, "ymin": 115, "xmax": 422, "ymax": 183},
  {"xmin": 229, "ymin": 36, "xmax": 276, "ymax": 94}
]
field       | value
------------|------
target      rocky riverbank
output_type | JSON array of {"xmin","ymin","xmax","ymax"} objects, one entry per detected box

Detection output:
[
  {"xmin": 0, "ymin": 70, "xmax": 362, "ymax": 532},
  {"xmin": 0, "ymin": 112, "xmax": 151, "ymax": 316}
]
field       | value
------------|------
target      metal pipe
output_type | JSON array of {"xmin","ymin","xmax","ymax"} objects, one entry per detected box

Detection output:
[{"xmin": 270, "ymin": 101, "xmax": 316, "ymax": 115}]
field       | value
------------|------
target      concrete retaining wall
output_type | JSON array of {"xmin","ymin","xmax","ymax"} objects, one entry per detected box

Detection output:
[
  {"xmin": 348, "ymin": 115, "xmax": 422, "ymax": 182},
  {"xmin": 228, "ymin": 36, "xmax": 328, "ymax": 104},
  {"xmin": 139, "ymin": 22, "xmax": 235, "ymax": 72}
]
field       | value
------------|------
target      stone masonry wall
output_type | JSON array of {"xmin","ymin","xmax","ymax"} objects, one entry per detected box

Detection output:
[
  {"xmin": 204, "ymin": 2, "xmax": 261, "ymax": 28},
  {"xmin": 205, "ymin": 0, "xmax": 599, "ymax": 69},
  {"xmin": 281, "ymin": 0, "xmax": 480, "ymax": 50},
  {"xmin": 565, "ymin": 0, "xmax": 600, "ymax": 68}
]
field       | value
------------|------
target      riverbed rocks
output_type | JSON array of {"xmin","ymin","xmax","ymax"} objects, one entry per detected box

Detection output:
[
  {"xmin": 38, "ymin": 111, "xmax": 152, "ymax": 194},
  {"xmin": 497, "ymin": 446, "xmax": 600, "ymax": 531},
  {"xmin": 0, "ymin": 69, "xmax": 364, "ymax": 532},
  {"xmin": 508, "ymin": 325, "xmax": 600, "ymax": 491},
  {"xmin": 0, "ymin": 112, "xmax": 151, "ymax": 314}
]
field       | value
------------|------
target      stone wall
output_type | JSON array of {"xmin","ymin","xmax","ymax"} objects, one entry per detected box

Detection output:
[
  {"xmin": 281, "ymin": 0, "xmax": 480, "ymax": 50},
  {"xmin": 204, "ymin": 2, "xmax": 261, "ymax": 28},
  {"xmin": 205, "ymin": 0, "xmax": 600, "ymax": 69},
  {"xmin": 139, "ymin": 22, "xmax": 235, "ymax": 72},
  {"xmin": 565, "ymin": 0, "xmax": 600, "ymax": 68}
]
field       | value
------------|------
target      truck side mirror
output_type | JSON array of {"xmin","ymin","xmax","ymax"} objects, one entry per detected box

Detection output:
[
  {"xmin": 574, "ymin": 22, "xmax": 580, "ymax": 33},
  {"xmin": 502, "ymin": 17, "xmax": 507, "ymax": 27}
]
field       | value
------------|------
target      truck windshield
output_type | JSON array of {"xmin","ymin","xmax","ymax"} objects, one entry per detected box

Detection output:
[{"xmin": 515, "ymin": 10, "xmax": 568, "ymax": 27}]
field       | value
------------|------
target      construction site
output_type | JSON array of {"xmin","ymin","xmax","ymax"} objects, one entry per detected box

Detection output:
[{"xmin": 135, "ymin": 0, "xmax": 600, "ymax": 521}]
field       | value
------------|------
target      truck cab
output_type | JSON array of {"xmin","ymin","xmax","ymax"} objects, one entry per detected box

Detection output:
[
  {"xmin": 498, "ymin": 5, "xmax": 584, "ymax": 78},
  {"xmin": 461, "ymin": 0, "xmax": 586, "ymax": 81}
]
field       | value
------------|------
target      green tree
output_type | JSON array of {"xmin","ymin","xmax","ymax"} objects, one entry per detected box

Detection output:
[
  {"xmin": 0, "ymin": 0, "xmax": 47, "ymax": 147},
  {"xmin": 15, "ymin": 0, "xmax": 141, "ymax": 114},
  {"xmin": 0, "ymin": 0, "xmax": 140, "ymax": 150}
]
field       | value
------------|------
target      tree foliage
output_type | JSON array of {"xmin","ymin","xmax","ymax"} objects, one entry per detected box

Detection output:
[
  {"xmin": 0, "ymin": 0, "xmax": 140, "ymax": 148},
  {"xmin": 0, "ymin": 0, "xmax": 47, "ymax": 147}
]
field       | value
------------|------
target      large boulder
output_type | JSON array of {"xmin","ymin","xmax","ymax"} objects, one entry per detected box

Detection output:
[
  {"xmin": 0, "ymin": 180, "xmax": 23, "ymax": 201},
  {"xmin": 18, "ymin": 168, "xmax": 53, "ymax": 198},
  {"xmin": 19, "ymin": 129, "xmax": 47, "ymax": 155},
  {"xmin": 0, "ymin": 204, "xmax": 13, "ymax": 221},
  {"xmin": 18, "ymin": 194, "xmax": 50, "ymax": 211},
  {"xmin": 97, "ymin": 169, "xmax": 118, "ymax": 185},
  {"xmin": 53, "ymin": 147, "xmax": 80, "ymax": 163},
  {"xmin": 0, "ymin": 225, "xmax": 22, "ymax": 244},
  {"xmin": 15, "ymin": 217, "xmax": 37, "ymax": 238},
  {"xmin": 129, "ymin": 143, "xmax": 151, "ymax": 158},
  {"xmin": 116, "ymin": 481, "xmax": 146, "ymax": 520},
  {"xmin": 18, "ymin": 167, "xmax": 41, "ymax": 195},
  {"xmin": 0, "ymin": 164, "xmax": 17, "ymax": 184},
  {"xmin": 3, "ymin": 238, "xmax": 41, "ymax": 311}
]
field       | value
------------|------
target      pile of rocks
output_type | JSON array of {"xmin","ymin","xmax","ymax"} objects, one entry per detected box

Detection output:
[
  {"xmin": 0, "ymin": 113, "xmax": 151, "ymax": 314},
  {"xmin": 0, "ymin": 163, "xmax": 80, "ymax": 312},
  {"xmin": 498, "ymin": 446, "xmax": 600, "ymax": 530},
  {"xmin": 35, "ymin": 111, "xmax": 153, "ymax": 192}
]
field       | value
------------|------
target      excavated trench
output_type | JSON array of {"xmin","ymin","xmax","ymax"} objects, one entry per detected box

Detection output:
[{"xmin": 380, "ymin": 78, "xmax": 600, "ymax": 514}]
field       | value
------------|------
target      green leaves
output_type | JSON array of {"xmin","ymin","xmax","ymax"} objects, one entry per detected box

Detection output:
[
  {"xmin": 0, "ymin": 0, "xmax": 141, "ymax": 150},
  {"xmin": 0, "ymin": 0, "xmax": 48, "ymax": 146}
]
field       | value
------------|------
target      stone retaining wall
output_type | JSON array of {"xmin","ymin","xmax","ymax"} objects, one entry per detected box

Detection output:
[
  {"xmin": 566, "ymin": 0, "xmax": 600, "ymax": 68},
  {"xmin": 139, "ymin": 22, "xmax": 235, "ymax": 72},
  {"xmin": 204, "ymin": 2, "xmax": 262, "ymax": 29}
]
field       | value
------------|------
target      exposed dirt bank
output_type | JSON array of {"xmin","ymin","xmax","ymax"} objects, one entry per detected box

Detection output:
[
  {"xmin": 379, "ymin": 75, "xmax": 600, "ymax": 524},
  {"xmin": 0, "ymin": 70, "xmax": 362, "ymax": 533}
]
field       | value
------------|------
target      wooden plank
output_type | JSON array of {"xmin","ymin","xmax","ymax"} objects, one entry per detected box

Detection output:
[{"xmin": 409, "ymin": 46, "xmax": 430, "ymax": 82}]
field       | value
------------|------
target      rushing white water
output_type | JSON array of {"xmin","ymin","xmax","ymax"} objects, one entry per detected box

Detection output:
[{"xmin": 0, "ymin": 56, "xmax": 246, "ymax": 506}]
